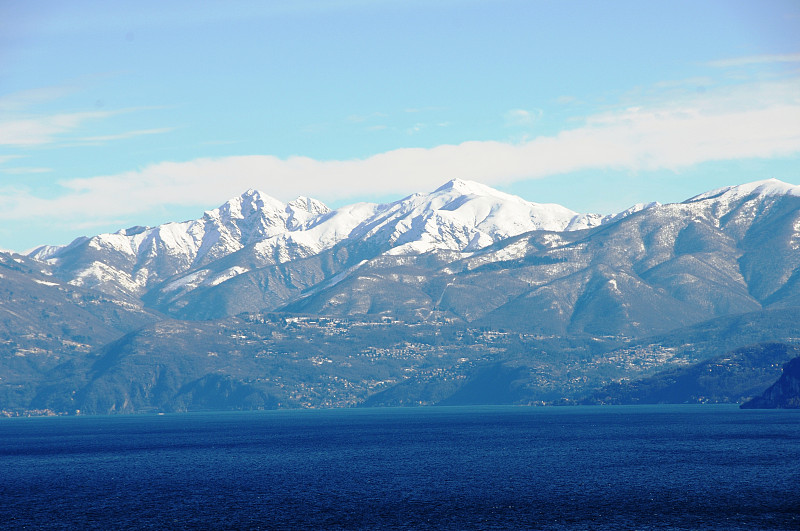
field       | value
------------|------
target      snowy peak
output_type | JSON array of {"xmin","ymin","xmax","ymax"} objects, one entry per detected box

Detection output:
[
  {"xmin": 429, "ymin": 179, "xmax": 595, "ymax": 221},
  {"xmin": 199, "ymin": 190, "xmax": 334, "ymax": 250},
  {"xmin": 434, "ymin": 178, "xmax": 510, "ymax": 198},
  {"xmin": 686, "ymin": 179, "xmax": 800, "ymax": 203},
  {"xmin": 353, "ymin": 178, "xmax": 598, "ymax": 255},
  {"xmin": 207, "ymin": 190, "xmax": 330, "ymax": 226},
  {"xmin": 288, "ymin": 196, "xmax": 330, "ymax": 215},
  {"xmin": 208, "ymin": 189, "xmax": 285, "ymax": 222},
  {"xmin": 116, "ymin": 226, "xmax": 150, "ymax": 237},
  {"xmin": 679, "ymin": 179, "xmax": 800, "ymax": 229},
  {"xmin": 601, "ymin": 202, "xmax": 660, "ymax": 224},
  {"xmin": 27, "ymin": 189, "xmax": 336, "ymax": 297},
  {"xmin": 432, "ymin": 178, "xmax": 543, "ymax": 208},
  {"xmin": 25, "ymin": 177, "xmax": 797, "ymax": 306},
  {"xmin": 412, "ymin": 178, "xmax": 571, "ymax": 214}
]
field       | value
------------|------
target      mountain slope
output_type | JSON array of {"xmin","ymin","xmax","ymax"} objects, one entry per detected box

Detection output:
[
  {"xmin": 589, "ymin": 343, "xmax": 800, "ymax": 405},
  {"xmin": 0, "ymin": 252, "xmax": 161, "ymax": 412},
  {"xmin": 22, "ymin": 178, "xmax": 800, "ymax": 332},
  {"xmin": 345, "ymin": 178, "xmax": 601, "ymax": 255},
  {"xmin": 741, "ymin": 356, "xmax": 800, "ymax": 408},
  {"xmin": 28, "ymin": 190, "xmax": 333, "ymax": 298},
  {"xmin": 30, "ymin": 180, "xmax": 615, "ymax": 318},
  {"xmin": 290, "ymin": 179, "xmax": 799, "ymax": 337},
  {"xmin": 6, "ymin": 177, "xmax": 800, "ymax": 415},
  {"xmin": 138, "ymin": 179, "xmax": 616, "ymax": 318}
]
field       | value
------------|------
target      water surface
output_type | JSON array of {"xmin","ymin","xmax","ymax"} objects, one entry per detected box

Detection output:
[{"xmin": 1, "ymin": 405, "xmax": 798, "ymax": 529}]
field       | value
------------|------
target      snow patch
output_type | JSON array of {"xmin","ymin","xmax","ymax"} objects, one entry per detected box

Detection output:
[
  {"xmin": 687, "ymin": 178, "xmax": 800, "ymax": 203},
  {"xmin": 162, "ymin": 270, "xmax": 211, "ymax": 292},
  {"xmin": 791, "ymin": 216, "xmax": 800, "ymax": 250},
  {"xmin": 607, "ymin": 278, "xmax": 620, "ymax": 293},
  {"xmin": 206, "ymin": 266, "xmax": 250, "ymax": 287},
  {"xmin": 288, "ymin": 196, "xmax": 330, "ymax": 215},
  {"xmin": 69, "ymin": 261, "xmax": 142, "ymax": 293},
  {"xmin": 89, "ymin": 234, "xmax": 137, "ymax": 256}
]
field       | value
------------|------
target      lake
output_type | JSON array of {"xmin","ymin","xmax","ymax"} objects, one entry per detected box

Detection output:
[{"xmin": 1, "ymin": 405, "xmax": 798, "ymax": 529}]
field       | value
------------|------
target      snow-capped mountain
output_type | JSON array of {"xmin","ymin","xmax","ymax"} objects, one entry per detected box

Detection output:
[
  {"xmin": 686, "ymin": 178, "xmax": 800, "ymax": 204},
  {"xmin": 284, "ymin": 178, "xmax": 800, "ymax": 336},
  {"xmin": 27, "ymin": 189, "xmax": 333, "ymax": 297},
  {"xmin": 21, "ymin": 177, "xmax": 800, "ymax": 327},
  {"xmin": 137, "ymin": 179, "xmax": 623, "ymax": 317},
  {"xmin": 5, "ymin": 177, "xmax": 800, "ymax": 416},
  {"xmin": 29, "ymin": 179, "xmax": 610, "ymax": 300},
  {"xmin": 347, "ymin": 179, "xmax": 602, "ymax": 255}
]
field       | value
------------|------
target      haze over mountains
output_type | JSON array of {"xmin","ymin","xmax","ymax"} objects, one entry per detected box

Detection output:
[{"xmin": 3, "ymin": 178, "xmax": 800, "ymax": 414}]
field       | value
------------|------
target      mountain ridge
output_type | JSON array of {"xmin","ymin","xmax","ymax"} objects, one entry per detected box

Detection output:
[
  {"xmin": 3, "ymin": 177, "xmax": 800, "ymax": 414},
  {"xmin": 19, "ymin": 178, "xmax": 800, "ymax": 327},
  {"xmin": 24, "ymin": 179, "xmax": 612, "ymax": 305}
]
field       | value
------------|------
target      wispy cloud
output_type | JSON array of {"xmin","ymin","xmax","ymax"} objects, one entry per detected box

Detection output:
[
  {"xmin": 0, "ymin": 79, "xmax": 170, "ymax": 148},
  {"xmin": 0, "ymin": 85, "xmax": 78, "ymax": 113},
  {"xmin": 708, "ymin": 52, "xmax": 800, "ymax": 68},
  {"xmin": 0, "ymin": 107, "xmax": 171, "ymax": 147},
  {"xmin": 405, "ymin": 121, "xmax": 450, "ymax": 135},
  {"xmin": 201, "ymin": 139, "xmax": 241, "ymax": 146},
  {"xmin": 2, "ymin": 77, "xmax": 799, "ymax": 223},
  {"xmin": 1, "ymin": 167, "xmax": 51, "ymax": 175},
  {"xmin": 406, "ymin": 123, "xmax": 426, "ymax": 135},
  {"xmin": 77, "ymin": 127, "xmax": 176, "ymax": 143},
  {"xmin": 0, "ymin": 155, "xmax": 24, "ymax": 164},
  {"xmin": 404, "ymin": 106, "xmax": 448, "ymax": 113},
  {"xmin": 504, "ymin": 108, "xmax": 542, "ymax": 127},
  {"xmin": 300, "ymin": 122, "xmax": 330, "ymax": 134},
  {"xmin": 555, "ymin": 95, "xmax": 577, "ymax": 105},
  {"xmin": 0, "ymin": 110, "xmax": 120, "ymax": 146},
  {"xmin": 347, "ymin": 112, "xmax": 388, "ymax": 123}
]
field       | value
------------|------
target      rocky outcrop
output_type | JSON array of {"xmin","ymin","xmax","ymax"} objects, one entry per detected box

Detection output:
[{"xmin": 741, "ymin": 357, "xmax": 800, "ymax": 409}]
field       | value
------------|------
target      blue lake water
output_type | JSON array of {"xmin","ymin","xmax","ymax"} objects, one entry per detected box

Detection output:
[{"xmin": 1, "ymin": 405, "xmax": 798, "ymax": 529}]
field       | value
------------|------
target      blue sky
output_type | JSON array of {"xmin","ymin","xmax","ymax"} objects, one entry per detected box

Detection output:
[{"xmin": 1, "ymin": 0, "xmax": 799, "ymax": 251}]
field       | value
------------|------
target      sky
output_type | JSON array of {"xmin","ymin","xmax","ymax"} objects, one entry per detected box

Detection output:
[{"xmin": 1, "ymin": 0, "xmax": 799, "ymax": 251}]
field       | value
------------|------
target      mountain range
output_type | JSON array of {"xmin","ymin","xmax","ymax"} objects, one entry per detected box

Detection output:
[
  {"xmin": 27, "ymin": 179, "xmax": 614, "ymax": 316},
  {"xmin": 3, "ymin": 178, "xmax": 800, "ymax": 414}
]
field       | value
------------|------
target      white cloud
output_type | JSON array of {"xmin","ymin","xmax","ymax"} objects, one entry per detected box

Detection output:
[
  {"xmin": 0, "ymin": 110, "xmax": 118, "ymax": 146},
  {"xmin": 2, "ymin": 77, "xmax": 799, "ymax": 223},
  {"xmin": 555, "ymin": 95, "xmax": 577, "ymax": 105},
  {"xmin": 77, "ymin": 127, "xmax": 176, "ymax": 143},
  {"xmin": 1, "ymin": 167, "xmax": 51, "ymax": 175},
  {"xmin": 201, "ymin": 139, "xmax": 241, "ymax": 146},
  {"xmin": 0, "ymin": 85, "xmax": 120, "ymax": 146},
  {"xmin": 0, "ymin": 98, "xmax": 170, "ymax": 146},
  {"xmin": 504, "ymin": 108, "xmax": 542, "ymax": 126},
  {"xmin": 0, "ymin": 85, "xmax": 78, "ymax": 113},
  {"xmin": 347, "ymin": 112, "xmax": 387, "ymax": 123},
  {"xmin": 406, "ymin": 123, "xmax": 426, "ymax": 135},
  {"xmin": 0, "ymin": 155, "xmax": 24, "ymax": 164},
  {"xmin": 708, "ymin": 52, "xmax": 800, "ymax": 68},
  {"xmin": 404, "ymin": 106, "xmax": 447, "ymax": 113}
]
